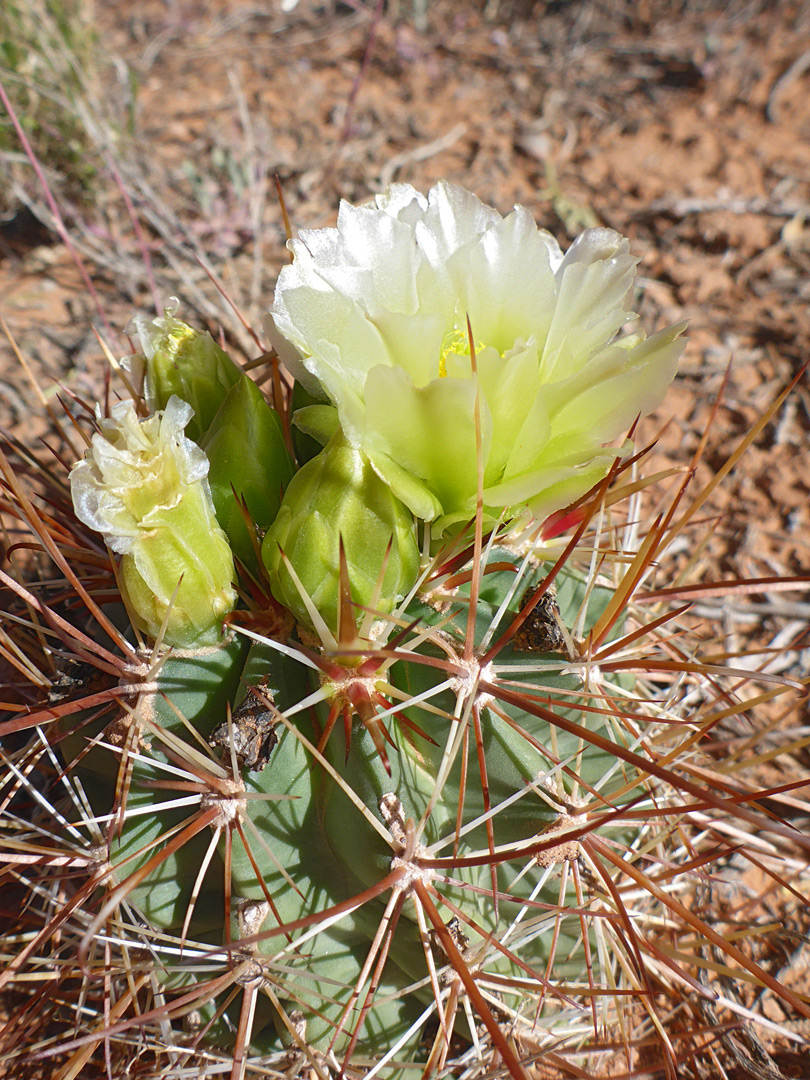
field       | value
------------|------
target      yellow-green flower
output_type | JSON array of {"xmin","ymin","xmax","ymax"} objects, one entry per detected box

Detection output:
[
  {"xmin": 270, "ymin": 181, "xmax": 686, "ymax": 535},
  {"xmin": 70, "ymin": 397, "xmax": 236, "ymax": 647}
]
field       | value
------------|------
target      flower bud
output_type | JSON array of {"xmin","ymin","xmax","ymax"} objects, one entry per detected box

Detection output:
[
  {"xmin": 262, "ymin": 432, "xmax": 420, "ymax": 633},
  {"xmin": 131, "ymin": 305, "xmax": 242, "ymax": 444},
  {"xmin": 70, "ymin": 397, "xmax": 237, "ymax": 647},
  {"xmin": 201, "ymin": 376, "xmax": 294, "ymax": 569}
]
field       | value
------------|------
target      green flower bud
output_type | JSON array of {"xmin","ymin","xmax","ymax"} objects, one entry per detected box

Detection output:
[
  {"xmin": 70, "ymin": 397, "xmax": 237, "ymax": 647},
  {"xmin": 132, "ymin": 305, "xmax": 242, "ymax": 444},
  {"xmin": 262, "ymin": 431, "xmax": 420, "ymax": 633},
  {"xmin": 201, "ymin": 376, "xmax": 294, "ymax": 569}
]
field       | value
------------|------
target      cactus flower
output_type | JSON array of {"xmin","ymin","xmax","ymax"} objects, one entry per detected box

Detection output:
[
  {"xmin": 131, "ymin": 304, "xmax": 243, "ymax": 444},
  {"xmin": 271, "ymin": 181, "xmax": 687, "ymax": 535},
  {"xmin": 70, "ymin": 397, "xmax": 236, "ymax": 647},
  {"xmin": 262, "ymin": 431, "xmax": 420, "ymax": 633}
]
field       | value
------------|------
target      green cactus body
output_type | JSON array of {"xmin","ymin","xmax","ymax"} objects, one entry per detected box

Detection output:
[
  {"xmin": 54, "ymin": 210, "xmax": 679, "ymax": 1069},
  {"xmin": 63, "ymin": 637, "xmax": 247, "ymax": 928},
  {"xmin": 164, "ymin": 555, "xmax": 634, "ymax": 1052},
  {"xmin": 59, "ymin": 348, "xmax": 649, "ymax": 1071},
  {"xmin": 64, "ymin": 545, "xmax": 640, "ymax": 1066}
]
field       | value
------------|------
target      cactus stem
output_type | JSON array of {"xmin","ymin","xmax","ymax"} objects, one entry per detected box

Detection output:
[{"xmin": 4, "ymin": 201, "xmax": 809, "ymax": 1075}]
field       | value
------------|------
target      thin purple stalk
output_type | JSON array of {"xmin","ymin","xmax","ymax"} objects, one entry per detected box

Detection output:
[{"xmin": 0, "ymin": 77, "xmax": 118, "ymax": 345}]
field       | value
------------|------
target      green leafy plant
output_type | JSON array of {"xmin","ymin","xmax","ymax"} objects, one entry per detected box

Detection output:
[{"xmin": 1, "ymin": 183, "xmax": 809, "ymax": 1080}]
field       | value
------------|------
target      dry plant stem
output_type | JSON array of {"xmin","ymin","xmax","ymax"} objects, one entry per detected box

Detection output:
[{"xmin": 0, "ymin": 78, "xmax": 116, "ymax": 342}]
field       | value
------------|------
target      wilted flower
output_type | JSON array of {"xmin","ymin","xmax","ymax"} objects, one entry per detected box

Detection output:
[
  {"xmin": 271, "ymin": 181, "xmax": 686, "ymax": 535},
  {"xmin": 70, "ymin": 397, "xmax": 236, "ymax": 647}
]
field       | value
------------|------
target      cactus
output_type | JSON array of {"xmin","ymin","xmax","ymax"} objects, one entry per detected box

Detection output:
[{"xmin": 1, "ymin": 182, "xmax": 809, "ymax": 1080}]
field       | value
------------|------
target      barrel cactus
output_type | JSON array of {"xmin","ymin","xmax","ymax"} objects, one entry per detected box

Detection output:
[{"xmin": 2, "ymin": 181, "xmax": 807, "ymax": 1080}]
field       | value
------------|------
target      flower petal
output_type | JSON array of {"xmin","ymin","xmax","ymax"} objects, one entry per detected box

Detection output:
[
  {"xmin": 413, "ymin": 181, "xmax": 502, "ymax": 289},
  {"xmin": 293, "ymin": 403, "xmax": 341, "ymax": 446},
  {"xmin": 365, "ymin": 447, "xmax": 444, "ymax": 522},
  {"xmin": 540, "ymin": 229, "xmax": 638, "ymax": 382},
  {"xmin": 334, "ymin": 200, "xmax": 424, "ymax": 315},
  {"xmin": 273, "ymin": 280, "xmax": 389, "ymax": 442},
  {"xmin": 485, "ymin": 446, "xmax": 625, "ymax": 521},
  {"xmin": 373, "ymin": 309, "xmax": 447, "ymax": 388},
  {"xmin": 472, "ymin": 344, "xmax": 551, "ymax": 484},
  {"xmin": 451, "ymin": 206, "xmax": 562, "ymax": 353},
  {"xmin": 544, "ymin": 322, "xmax": 687, "ymax": 441},
  {"xmin": 374, "ymin": 183, "xmax": 428, "ymax": 221},
  {"xmin": 363, "ymin": 364, "xmax": 492, "ymax": 516}
]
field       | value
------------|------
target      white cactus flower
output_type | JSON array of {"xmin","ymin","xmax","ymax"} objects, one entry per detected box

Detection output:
[
  {"xmin": 70, "ymin": 397, "xmax": 236, "ymax": 646},
  {"xmin": 271, "ymin": 181, "xmax": 686, "ymax": 535}
]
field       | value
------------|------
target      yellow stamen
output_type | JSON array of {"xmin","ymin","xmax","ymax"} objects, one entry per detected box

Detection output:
[{"xmin": 439, "ymin": 326, "xmax": 480, "ymax": 379}]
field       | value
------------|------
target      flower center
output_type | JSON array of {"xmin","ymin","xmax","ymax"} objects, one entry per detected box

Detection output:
[{"xmin": 438, "ymin": 325, "xmax": 485, "ymax": 379}]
